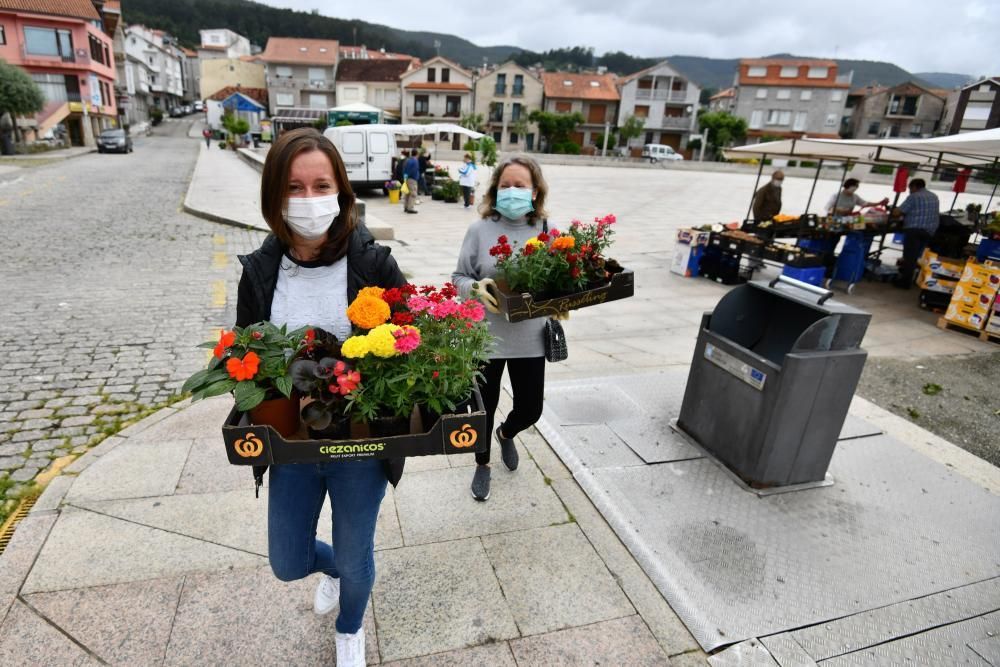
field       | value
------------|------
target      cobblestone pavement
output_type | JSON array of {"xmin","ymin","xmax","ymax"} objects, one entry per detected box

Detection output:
[{"xmin": 0, "ymin": 119, "xmax": 265, "ymax": 516}]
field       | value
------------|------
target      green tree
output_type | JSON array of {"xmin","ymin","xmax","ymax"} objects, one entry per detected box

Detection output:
[
  {"xmin": 459, "ymin": 112, "xmax": 485, "ymax": 133},
  {"xmin": 696, "ymin": 110, "xmax": 747, "ymax": 159},
  {"xmin": 0, "ymin": 59, "xmax": 45, "ymax": 151},
  {"xmin": 528, "ymin": 110, "xmax": 585, "ymax": 153},
  {"xmin": 478, "ymin": 135, "xmax": 498, "ymax": 167},
  {"xmin": 618, "ymin": 114, "xmax": 645, "ymax": 150}
]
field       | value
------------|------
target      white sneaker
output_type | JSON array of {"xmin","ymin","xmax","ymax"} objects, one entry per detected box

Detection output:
[
  {"xmin": 313, "ymin": 574, "xmax": 340, "ymax": 615},
  {"xmin": 335, "ymin": 628, "xmax": 365, "ymax": 667}
]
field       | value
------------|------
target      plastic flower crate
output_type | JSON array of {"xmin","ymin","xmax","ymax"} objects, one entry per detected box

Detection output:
[
  {"xmin": 221, "ymin": 389, "xmax": 487, "ymax": 465},
  {"xmin": 494, "ymin": 269, "xmax": 635, "ymax": 323}
]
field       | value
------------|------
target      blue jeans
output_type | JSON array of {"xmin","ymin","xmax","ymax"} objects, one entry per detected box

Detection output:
[{"xmin": 268, "ymin": 459, "xmax": 387, "ymax": 633}]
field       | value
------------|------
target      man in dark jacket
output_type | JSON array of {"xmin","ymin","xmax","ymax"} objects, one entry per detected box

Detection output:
[
  {"xmin": 402, "ymin": 149, "xmax": 420, "ymax": 214},
  {"xmin": 417, "ymin": 151, "xmax": 431, "ymax": 195},
  {"xmin": 752, "ymin": 170, "xmax": 784, "ymax": 222}
]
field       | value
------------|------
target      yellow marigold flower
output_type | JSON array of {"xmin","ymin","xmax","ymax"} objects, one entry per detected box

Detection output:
[
  {"xmin": 357, "ymin": 286, "xmax": 385, "ymax": 300},
  {"xmin": 524, "ymin": 237, "xmax": 544, "ymax": 249},
  {"xmin": 367, "ymin": 324, "xmax": 401, "ymax": 358},
  {"xmin": 551, "ymin": 236, "xmax": 575, "ymax": 251},
  {"xmin": 341, "ymin": 336, "xmax": 370, "ymax": 358},
  {"xmin": 347, "ymin": 294, "xmax": 391, "ymax": 329}
]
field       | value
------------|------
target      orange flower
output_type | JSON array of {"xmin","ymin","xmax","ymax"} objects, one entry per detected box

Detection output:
[
  {"xmin": 551, "ymin": 236, "xmax": 575, "ymax": 251},
  {"xmin": 357, "ymin": 286, "xmax": 385, "ymax": 300},
  {"xmin": 214, "ymin": 330, "xmax": 236, "ymax": 359},
  {"xmin": 347, "ymin": 294, "xmax": 391, "ymax": 329},
  {"xmin": 226, "ymin": 351, "xmax": 260, "ymax": 381}
]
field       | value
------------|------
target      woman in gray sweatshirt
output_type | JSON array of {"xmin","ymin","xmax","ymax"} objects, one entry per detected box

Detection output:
[{"xmin": 452, "ymin": 155, "xmax": 551, "ymax": 502}]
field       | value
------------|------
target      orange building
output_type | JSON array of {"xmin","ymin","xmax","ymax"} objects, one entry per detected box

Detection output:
[{"xmin": 0, "ymin": 0, "xmax": 118, "ymax": 146}]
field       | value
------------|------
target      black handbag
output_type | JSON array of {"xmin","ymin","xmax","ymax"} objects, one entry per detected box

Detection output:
[{"xmin": 544, "ymin": 318, "xmax": 568, "ymax": 362}]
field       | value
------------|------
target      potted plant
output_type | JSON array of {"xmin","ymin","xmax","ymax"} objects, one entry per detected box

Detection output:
[
  {"xmin": 431, "ymin": 186, "xmax": 445, "ymax": 201},
  {"xmin": 184, "ymin": 322, "xmax": 313, "ymax": 436},
  {"xmin": 385, "ymin": 179, "xmax": 402, "ymax": 204},
  {"xmin": 339, "ymin": 284, "xmax": 491, "ymax": 435},
  {"xmin": 440, "ymin": 179, "xmax": 461, "ymax": 204},
  {"xmin": 288, "ymin": 330, "xmax": 360, "ymax": 439}
]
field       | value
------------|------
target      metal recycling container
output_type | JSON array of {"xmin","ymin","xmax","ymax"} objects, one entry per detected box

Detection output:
[{"xmin": 677, "ymin": 275, "xmax": 871, "ymax": 487}]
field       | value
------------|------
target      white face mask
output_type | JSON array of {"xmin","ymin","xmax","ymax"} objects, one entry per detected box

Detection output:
[
  {"xmin": 773, "ymin": 179, "xmax": 783, "ymax": 188},
  {"xmin": 283, "ymin": 194, "xmax": 340, "ymax": 240}
]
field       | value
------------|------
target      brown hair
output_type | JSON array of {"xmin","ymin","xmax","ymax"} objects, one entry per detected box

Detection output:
[
  {"xmin": 478, "ymin": 154, "xmax": 549, "ymax": 223},
  {"xmin": 260, "ymin": 127, "xmax": 357, "ymax": 262}
]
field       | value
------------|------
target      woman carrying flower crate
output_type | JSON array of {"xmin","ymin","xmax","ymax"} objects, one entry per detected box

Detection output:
[
  {"xmin": 236, "ymin": 127, "xmax": 405, "ymax": 667},
  {"xmin": 452, "ymin": 155, "xmax": 553, "ymax": 502}
]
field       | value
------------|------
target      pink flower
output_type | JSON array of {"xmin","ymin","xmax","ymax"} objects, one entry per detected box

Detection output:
[
  {"xmin": 407, "ymin": 296, "xmax": 433, "ymax": 313},
  {"xmin": 392, "ymin": 326, "xmax": 422, "ymax": 354},
  {"xmin": 429, "ymin": 299, "xmax": 460, "ymax": 320},
  {"xmin": 459, "ymin": 300, "xmax": 486, "ymax": 322},
  {"xmin": 334, "ymin": 370, "xmax": 361, "ymax": 395},
  {"xmin": 334, "ymin": 361, "xmax": 347, "ymax": 376},
  {"xmin": 549, "ymin": 228, "xmax": 560, "ymax": 237}
]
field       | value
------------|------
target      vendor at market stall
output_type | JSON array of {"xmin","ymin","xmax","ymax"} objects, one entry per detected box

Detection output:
[
  {"xmin": 825, "ymin": 179, "xmax": 889, "ymax": 215},
  {"xmin": 891, "ymin": 178, "xmax": 940, "ymax": 289},
  {"xmin": 752, "ymin": 170, "xmax": 784, "ymax": 222}
]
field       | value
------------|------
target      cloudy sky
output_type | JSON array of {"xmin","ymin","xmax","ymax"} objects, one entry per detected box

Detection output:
[{"xmin": 262, "ymin": 0, "xmax": 997, "ymax": 76}]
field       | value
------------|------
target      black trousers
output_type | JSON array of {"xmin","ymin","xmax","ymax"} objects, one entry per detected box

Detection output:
[
  {"xmin": 899, "ymin": 229, "xmax": 931, "ymax": 286},
  {"xmin": 461, "ymin": 185, "xmax": 473, "ymax": 206},
  {"xmin": 477, "ymin": 357, "xmax": 545, "ymax": 465}
]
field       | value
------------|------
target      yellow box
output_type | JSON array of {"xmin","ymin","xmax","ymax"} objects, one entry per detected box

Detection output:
[
  {"xmin": 945, "ymin": 303, "xmax": 989, "ymax": 330},
  {"xmin": 958, "ymin": 261, "xmax": 1000, "ymax": 290},
  {"xmin": 950, "ymin": 284, "xmax": 996, "ymax": 309},
  {"xmin": 919, "ymin": 249, "xmax": 965, "ymax": 280},
  {"xmin": 918, "ymin": 266, "xmax": 957, "ymax": 294}
]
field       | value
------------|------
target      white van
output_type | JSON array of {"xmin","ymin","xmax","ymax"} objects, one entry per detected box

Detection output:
[
  {"xmin": 324, "ymin": 125, "xmax": 395, "ymax": 190},
  {"xmin": 641, "ymin": 143, "xmax": 683, "ymax": 163}
]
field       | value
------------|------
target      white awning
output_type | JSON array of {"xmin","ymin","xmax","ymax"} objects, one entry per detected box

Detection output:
[
  {"xmin": 725, "ymin": 129, "xmax": 1000, "ymax": 167},
  {"xmin": 357, "ymin": 123, "xmax": 484, "ymax": 139}
]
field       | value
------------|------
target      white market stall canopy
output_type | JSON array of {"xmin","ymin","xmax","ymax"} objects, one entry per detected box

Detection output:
[{"xmin": 725, "ymin": 128, "xmax": 1000, "ymax": 168}]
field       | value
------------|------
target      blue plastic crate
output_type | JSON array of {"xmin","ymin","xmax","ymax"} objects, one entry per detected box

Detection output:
[
  {"xmin": 977, "ymin": 238, "xmax": 1000, "ymax": 262},
  {"xmin": 781, "ymin": 264, "xmax": 826, "ymax": 286}
]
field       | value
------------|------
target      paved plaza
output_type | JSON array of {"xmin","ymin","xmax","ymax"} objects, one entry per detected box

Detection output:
[{"xmin": 1, "ymin": 124, "xmax": 998, "ymax": 665}]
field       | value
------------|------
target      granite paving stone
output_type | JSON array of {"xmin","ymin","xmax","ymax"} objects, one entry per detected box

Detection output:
[
  {"xmin": 382, "ymin": 641, "xmax": 517, "ymax": 666},
  {"xmin": 0, "ymin": 600, "xmax": 102, "ymax": 666},
  {"xmin": 22, "ymin": 508, "xmax": 266, "ymax": 593},
  {"xmin": 64, "ymin": 438, "xmax": 193, "ymax": 503},
  {"xmin": 24, "ymin": 577, "xmax": 184, "ymax": 666},
  {"xmin": 508, "ymin": 615, "xmax": 671, "ymax": 665},
  {"xmin": 0, "ymin": 513, "xmax": 58, "ymax": 594},
  {"xmin": 372, "ymin": 538, "xmax": 519, "ymax": 662},
  {"xmin": 392, "ymin": 459, "xmax": 568, "ymax": 546},
  {"xmin": 482, "ymin": 523, "xmax": 635, "ymax": 636}
]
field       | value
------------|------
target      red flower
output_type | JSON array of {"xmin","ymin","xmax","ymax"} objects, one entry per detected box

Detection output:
[
  {"xmin": 566, "ymin": 253, "xmax": 579, "ymax": 264},
  {"xmin": 382, "ymin": 288, "xmax": 404, "ymax": 305},
  {"xmin": 441, "ymin": 283, "xmax": 458, "ymax": 299},
  {"xmin": 226, "ymin": 351, "xmax": 260, "ymax": 381},
  {"xmin": 419, "ymin": 285, "xmax": 437, "ymax": 295},
  {"xmin": 392, "ymin": 311, "xmax": 415, "ymax": 326},
  {"xmin": 401, "ymin": 283, "xmax": 418, "ymax": 297},
  {"xmin": 523, "ymin": 244, "xmax": 537, "ymax": 256},
  {"xmin": 432, "ymin": 371, "xmax": 440, "ymax": 379},
  {"xmin": 213, "ymin": 330, "xmax": 236, "ymax": 359},
  {"xmin": 334, "ymin": 360, "xmax": 347, "ymax": 376},
  {"xmin": 333, "ymin": 370, "xmax": 361, "ymax": 395},
  {"xmin": 497, "ymin": 235, "xmax": 508, "ymax": 244},
  {"xmin": 251, "ymin": 331, "xmax": 264, "ymax": 340},
  {"xmin": 570, "ymin": 267, "xmax": 581, "ymax": 279},
  {"xmin": 549, "ymin": 228, "xmax": 561, "ymax": 237},
  {"xmin": 537, "ymin": 232, "xmax": 550, "ymax": 243}
]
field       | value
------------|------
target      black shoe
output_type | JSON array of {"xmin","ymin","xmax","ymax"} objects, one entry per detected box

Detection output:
[
  {"xmin": 471, "ymin": 465, "xmax": 491, "ymax": 501},
  {"xmin": 496, "ymin": 426, "xmax": 519, "ymax": 471},
  {"xmin": 405, "ymin": 210, "xmax": 418, "ymax": 214}
]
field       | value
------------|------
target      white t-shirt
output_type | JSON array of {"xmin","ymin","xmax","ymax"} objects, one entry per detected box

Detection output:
[
  {"xmin": 458, "ymin": 163, "xmax": 477, "ymax": 187},
  {"xmin": 269, "ymin": 253, "xmax": 352, "ymax": 342},
  {"xmin": 826, "ymin": 191, "xmax": 872, "ymax": 213}
]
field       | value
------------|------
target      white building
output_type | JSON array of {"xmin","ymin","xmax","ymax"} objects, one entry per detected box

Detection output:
[
  {"xmin": 198, "ymin": 29, "xmax": 251, "ymax": 60},
  {"xmin": 400, "ymin": 56, "xmax": 474, "ymax": 125},
  {"xmin": 123, "ymin": 25, "xmax": 184, "ymax": 114},
  {"xmin": 616, "ymin": 60, "xmax": 700, "ymax": 153}
]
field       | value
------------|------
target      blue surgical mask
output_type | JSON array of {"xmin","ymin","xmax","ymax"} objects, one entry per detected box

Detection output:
[{"xmin": 495, "ymin": 187, "xmax": 534, "ymax": 219}]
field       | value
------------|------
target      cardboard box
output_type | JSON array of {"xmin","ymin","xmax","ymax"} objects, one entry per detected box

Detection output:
[
  {"xmin": 945, "ymin": 303, "xmax": 989, "ymax": 330},
  {"xmin": 950, "ymin": 284, "xmax": 996, "ymax": 311},
  {"xmin": 917, "ymin": 266, "xmax": 957, "ymax": 294},
  {"xmin": 495, "ymin": 269, "xmax": 635, "ymax": 323},
  {"xmin": 958, "ymin": 261, "xmax": 1000, "ymax": 290},
  {"xmin": 676, "ymin": 228, "xmax": 711, "ymax": 246},
  {"xmin": 919, "ymin": 249, "xmax": 965, "ymax": 280},
  {"xmin": 671, "ymin": 243, "xmax": 704, "ymax": 278},
  {"xmin": 221, "ymin": 395, "xmax": 488, "ymax": 466}
]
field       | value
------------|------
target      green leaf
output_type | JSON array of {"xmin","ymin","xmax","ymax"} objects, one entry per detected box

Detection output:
[
  {"xmin": 234, "ymin": 383, "xmax": 268, "ymax": 412},
  {"xmin": 200, "ymin": 379, "xmax": 236, "ymax": 399},
  {"xmin": 182, "ymin": 369, "xmax": 213, "ymax": 393},
  {"xmin": 275, "ymin": 375, "xmax": 294, "ymax": 398}
]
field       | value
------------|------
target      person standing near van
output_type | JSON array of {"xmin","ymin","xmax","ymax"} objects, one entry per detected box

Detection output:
[
  {"xmin": 402, "ymin": 149, "xmax": 420, "ymax": 214},
  {"xmin": 458, "ymin": 153, "xmax": 477, "ymax": 208}
]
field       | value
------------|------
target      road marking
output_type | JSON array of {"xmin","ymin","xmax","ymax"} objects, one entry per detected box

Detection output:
[
  {"xmin": 212, "ymin": 280, "xmax": 227, "ymax": 307},
  {"xmin": 212, "ymin": 252, "xmax": 227, "ymax": 269},
  {"xmin": 213, "ymin": 234, "xmax": 226, "ymax": 246}
]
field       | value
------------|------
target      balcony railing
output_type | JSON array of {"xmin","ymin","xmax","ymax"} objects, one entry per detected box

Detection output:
[
  {"xmin": 512, "ymin": 85, "xmax": 524, "ymax": 96},
  {"xmin": 635, "ymin": 89, "xmax": 692, "ymax": 103},
  {"xmin": 494, "ymin": 84, "xmax": 506, "ymax": 96},
  {"xmin": 408, "ymin": 107, "xmax": 462, "ymax": 118}
]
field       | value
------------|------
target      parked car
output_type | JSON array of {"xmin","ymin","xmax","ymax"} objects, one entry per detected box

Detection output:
[
  {"xmin": 193, "ymin": 100, "xmax": 204, "ymax": 112},
  {"xmin": 169, "ymin": 107, "xmax": 183, "ymax": 118},
  {"xmin": 641, "ymin": 143, "xmax": 683, "ymax": 163},
  {"xmin": 97, "ymin": 128, "xmax": 133, "ymax": 154},
  {"xmin": 182, "ymin": 105, "xmax": 192, "ymax": 115}
]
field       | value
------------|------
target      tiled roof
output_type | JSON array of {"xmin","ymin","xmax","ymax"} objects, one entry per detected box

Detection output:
[
  {"xmin": 740, "ymin": 58, "xmax": 838, "ymax": 67},
  {"xmin": 0, "ymin": 0, "xmax": 99, "ymax": 20},
  {"xmin": 260, "ymin": 37, "xmax": 339, "ymax": 65},
  {"xmin": 103, "ymin": 0, "xmax": 120, "ymax": 12},
  {"xmin": 710, "ymin": 87, "xmax": 735, "ymax": 100},
  {"xmin": 206, "ymin": 86, "xmax": 268, "ymax": 105},
  {"xmin": 337, "ymin": 58, "xmax": 412, "ymax": 82},
  {"xmin": 404, "ymin": 82, "xmax": 471, "ymax": 91},
  {"xmin": 180, "ymin": 47, "xmax": 198, "ymax": 58},
  {"xmin": 542, "ymin": 72, "xmax": 620, "ymax": 101}
]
